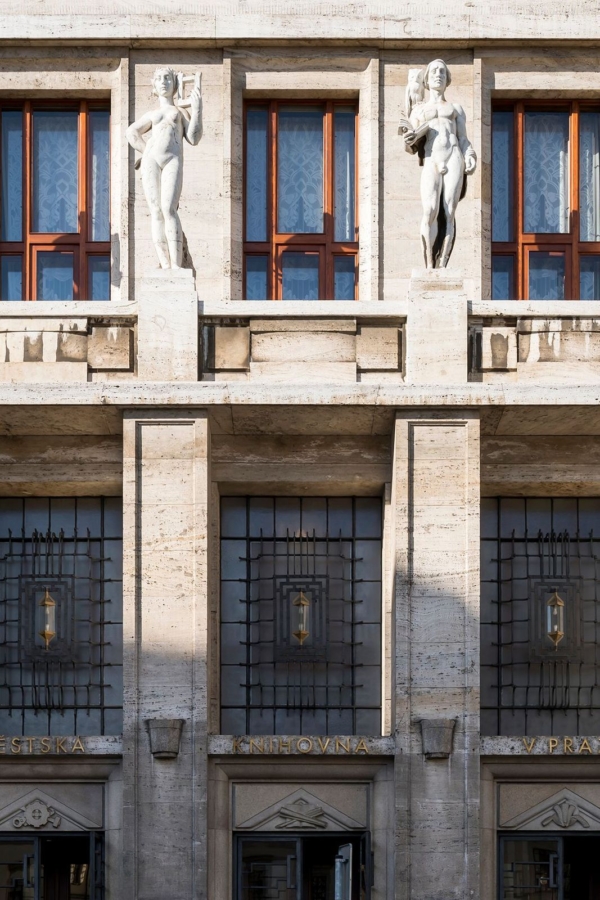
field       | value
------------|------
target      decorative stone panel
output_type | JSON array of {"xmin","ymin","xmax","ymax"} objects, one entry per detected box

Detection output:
[
  {"xmin": 233, "ymin": 784, "xmax": 367, "ymax": 832},
  {"xmin": 0, "ymin": 785, "xmax": 103, "ymax": 832},
  {"xmin": 499, "ymin": 786, "xmax": 600, "ymax": 832}
]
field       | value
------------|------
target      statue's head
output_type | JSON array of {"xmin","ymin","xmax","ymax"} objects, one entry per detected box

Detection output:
[
  {"xmin": 152, "ymin": 67, "xmax": 177, "ymax": 99},
  {"xmin": 424, "ymin": 59, "xmax": 451, "ymax": 91}
]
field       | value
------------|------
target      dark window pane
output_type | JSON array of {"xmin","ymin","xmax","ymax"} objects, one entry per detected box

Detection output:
[
  {"xmin": 245, "ymin": 107, "xmax": 268, "ymax": 242},
  {"xmin": 1, "ymin": 110, "xmax": 23, "ymax": 242},
  {"xmin": 334, "ymin": 107, "xmax": 356, "ymax": 242},
  {"xmin": 277, "ymin": 106, "xmax": 323, "ymax": 234},
  {"xmin": 580, "ymin": 256, "xmax": 600, "ymax": 300},
  {"xmin": 88, "ymin": 255, "xmax": 110, "ymax": 300},
  {"xmin": 0, "ymin": 256, "xmax": 22, "ymax": 300},
  {"xmin": 580, "ymin": 112, "xmax": 600, "ymax": 241},
  {"xmin": 281, "ymin": 251, "xmax": 319, "ymax": 301},
  {"xmin": 89, "ymin": 110, "xmax": 110, "ymax": 241},
  {"xmin": 33, "ymin": 111, "xmax": 79, "ymax": 233},
  {"xmin": 524, "ymin": 112, "xmax": 569, "ymax": 234},
  {"xmin": 528, "ymin": 251, "xmax": 565, "ymax": 300},
  {"xmin": 334, "ymin": 256, "xmax": 355, "ymax": 300},
  {"xmin": 37, "ymin": 251, "xmax": 74, "ymax": 301},
  {"xmin": 245, "ymin": 255, "xmax": 268, "ymax": 300},
  {"xmin": 492, "ymin": 110, "xmax": 514, "ymax": 242},
  {"xmin": 492, "ymin": 256, "xmax": 515, "ymax": 299}
]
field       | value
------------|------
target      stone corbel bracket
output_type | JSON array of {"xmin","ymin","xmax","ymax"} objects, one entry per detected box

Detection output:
[
  {"xmin": 145, "ymin": 718, "xmax": 185, "ymax": 759},
  {"xmin": 418, "ymin": 718, "xmax": 457, "ymax": 759}
]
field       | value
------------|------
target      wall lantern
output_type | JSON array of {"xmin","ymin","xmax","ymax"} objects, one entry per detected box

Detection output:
[
  {"xmin": 546, "ymin": 590, "xmax": 565, "ymax": 650},
  {"xmin": 38, "ymin": 588, "xmax": 57, "ymax": 650},
  {"xmin": 292, "ymin": 591, "xmax": 310, "ymax": 646}
]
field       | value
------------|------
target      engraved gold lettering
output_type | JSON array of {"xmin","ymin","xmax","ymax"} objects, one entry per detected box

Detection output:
[
  {"xmin": 579, "ymin": 738, "xmax": 593, "ymax": 754},
  {"xmin": 24, "ymin": 738, "xmax": 34, "ymax": 754},
  {"xmin": 55, "ymin": 737, "xmax": 68, "ymax": 754},
  {"xmin": 548, "ymin": 738, "xmax": 559, "ymax": 754},
  {"xmin": 0, "ymin": 735, "xmax": 6, "ymax": 753},
  {"xmin": 40, "ymin": 738, "xmax": 51, "ymax": 754},
  {"xmin": 317, "ymin": 738, "xmax": 331, "ymax": 753},
  {"xmin": 72, "ymin": 737, "xmax": 85, "ymax": 753},
  {"xmin": 335, "ymin": 738, "xmax": 351, "ymax": 753},
  {"xmin": 10, "ymin": 738, "xmax": 21, "ymax": 754},
  {"xmin": 564, "ymin": 737, "xmax": 574, "ymax": 753},
  {"xmin": 354, "ymin": 738, "xmax": 369, "ymax": 754},
  {"xmin": 279, "ymin": 738, "xmax": 292, "ymax": 753},
  {"xmin": 249, "ymin": 738, "xmax": 264, "ymax": 754},
  {"xmin": 232, "ymin": 737, "xmax": 243, "ymax": 753},
  {"xmin": 523, "ymin": 737, "xmax": 536, "ymax": 753},
  {"xmin": 297, "ymin": 738, "xmax": 313, "ymax": 754}
]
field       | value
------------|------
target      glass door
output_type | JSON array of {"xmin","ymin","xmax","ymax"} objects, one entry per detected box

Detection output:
[
  {"xmin": 0, "ymin": 835, "xmax": 102, "ymax": 900},
  {"xmin": 237, "ymin": 835, "xmax": 368, "ymax": 900},
  {"xmin": 501, "ymin": 837, "xmax": 560, "ymax": 900}
]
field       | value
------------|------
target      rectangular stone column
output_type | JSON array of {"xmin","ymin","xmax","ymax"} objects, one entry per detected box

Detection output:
[
  {"xmin": 393, "ymin": 411, "xmax": 479, "ymax": 900},
  {"xmin": 122, "ymin": 409, "xmax": 210, "ymax": 900}
]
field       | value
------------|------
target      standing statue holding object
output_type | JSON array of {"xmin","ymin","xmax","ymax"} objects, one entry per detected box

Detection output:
[
  {"xmin": 126, "ymin": 67, "xmax": 202, "ymax": 270},
  {"xmin": 400, "ymin": 59, "xmax": 476, "ymax": 269}
]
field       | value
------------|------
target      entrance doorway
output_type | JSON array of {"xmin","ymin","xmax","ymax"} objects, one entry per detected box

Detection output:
[
  {"xmin": 237, "ymin": 834, "xmax": 371, "ymax": 900},
  {"xmin": 0, "ymin": 834, "xmax": 102, "ymax": 900},
  {"xmin": 500, "ymin": 835, "xmax": 600, "ymax": 899}
]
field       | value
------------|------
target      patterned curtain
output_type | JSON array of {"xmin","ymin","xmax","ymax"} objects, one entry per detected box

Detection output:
[
  {"xmin": 33, "ymin": 111, "xmax": 78, "ymax": 234},
  {"xmin": 277, "ymin": 108, "xmax": 323, "ymax": 234},
  {"xmin": 1, "ymin": 111, "xmax": 22, "ymax": 242},
  {"xmin": 37, "ymin": 252, "xmax": 73, "ymax": 301},
  {"xmin": 524, "ymin": 112, "xmax": 569, "ymax": 234},
  {"xmin": 580, "ymin": 113, "xmax": 600, "ymax": 242},
  {"xmin": 492, "ymin": 111, "xmax": 513, "ymax": 242},
  {"xmin": 246, "ymin": 108, "xmax": 268, "ymax": 242},
  {"xmin": 282, "ymin": 252, "xmax": 319, "ymax": 301},
  {"xmin": 90, "ymin": 111, "xmax": 110, "ymax": 242},
  {"xmin": 334, "ymin": 110, "xmax": 355, "ymax": 242}
]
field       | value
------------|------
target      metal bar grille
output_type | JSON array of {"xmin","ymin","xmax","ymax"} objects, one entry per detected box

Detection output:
[
  {"xmin": 0, "ymin": 498, "xmax": 123, "ymax": 735},
  {"xmin": 481, "ymin": 497, "xmax": 600, "ymax": 735},
  {"xmin": 220, "ymin": 497, "xmax": 382, "ymax": 735}
]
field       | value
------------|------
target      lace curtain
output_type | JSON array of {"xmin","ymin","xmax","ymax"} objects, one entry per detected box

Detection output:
[
  {"xmin": 33, "ymin": 111, "xmax": 78, "ymax": 234},
  {"xmin": 89, "ymin": 111, "xmax": 110, "ymax": 242},
  {"xmin": 334, "ymin": 110, "xmax": 355, "ymax": 242},
  {"xmin": 492, "ymin": 111, "xmax": 513, "ymax": 242},
  {"xmin": 524, "ymin": 112, "xmax": 569, "ymax": 234},
  {"xmin": 1, "ymin": 112, "xmax": 22, "ymax": 242},
  {"xmin": 580, "ymin": 113, "xmax": 600, "ymax": 242},
  {"xmin": 281, "ymin": 252, "xmax": 319, "ymax": 301},
  {"xmin": 246, "ymin": 108, "xmax": 268, "ymax": 242},
  {"xmin": 277, "ymin": 108, "xmax": 323, "ymax": 234},
  {"xmin": 37, "ymin": 252, "xmax": 73, "ymax": 301}
]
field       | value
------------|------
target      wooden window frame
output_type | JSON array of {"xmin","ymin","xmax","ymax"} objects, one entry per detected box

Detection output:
[
  {"xmin": 492, "ymin": 100, "xmax": 600, "ymax": 300},
  {"xmin": 0, "ymin": 99, "xmax": 110, "ymax": 301},
  {"xmin": 243, "ymin": 99, "xmax": 359, "ymax": 301}
]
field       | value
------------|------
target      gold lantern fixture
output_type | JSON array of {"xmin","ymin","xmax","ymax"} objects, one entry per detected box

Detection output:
[
  {"xmin": 546, "ymin": 590, "xmax": 565, "ymax": 650},
  {"xmin": 38, "ymin": 588, "xmax": 57, "ymax": 650},
  {"xmin": 292, "ymin": 591, "xmax": 310, "ymax": 646}
]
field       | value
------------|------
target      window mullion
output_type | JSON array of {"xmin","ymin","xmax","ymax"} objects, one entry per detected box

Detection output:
[
  {"xmin": 516, "ymin": 102, "xmax": 525, "ymax": 299},
  {"xmin": 571, "ymin": 101, "xmax": 580, "ymax": 300}
]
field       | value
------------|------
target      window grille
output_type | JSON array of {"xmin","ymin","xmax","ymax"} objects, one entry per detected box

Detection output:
[
  {"xmin": 0, "ymin": 498, "xmax": 123, "ymax": 735},
  {"xmin": 481, "ymin": 497, "xmax": 600, "ymax": 735},
  {"xmin": 220, "ymin": 497, "xmax": 382, "ymax": 735}
]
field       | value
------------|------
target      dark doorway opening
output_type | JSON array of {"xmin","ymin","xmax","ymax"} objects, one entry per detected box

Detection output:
[
  {"xmin": 500, "ymin": 834, "xmax": 600, "ymax": 900},
  {"xmin": 237, "ymin": 832, "xmax": 371, "ymax": 900},
  {"xmin": 0, "ymin": 833, "xmax": 102, "ymax": 900}
]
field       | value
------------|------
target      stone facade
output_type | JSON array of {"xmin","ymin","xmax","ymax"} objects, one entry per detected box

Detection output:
[{"xmin": 2, "ymin": 4, "xmax": 600, "ymax": 900}]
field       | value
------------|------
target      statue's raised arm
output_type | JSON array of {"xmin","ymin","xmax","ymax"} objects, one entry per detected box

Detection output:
[
  {"xmin": 126, "ymin": 67, "xmax": 203, "ymax": 270},
  {"xmin": 400, "ymin": 59, "xmax": 477, "ymax": 269}
]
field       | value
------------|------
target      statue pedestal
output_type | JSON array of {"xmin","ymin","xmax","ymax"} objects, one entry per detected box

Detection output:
[
  {"xmin": 405, "ymin": 268, "xmax": 467, "ymax": 384},
  {"xmin": 137, "ymin": 269, "xmax": 198, "ymax": 382}
]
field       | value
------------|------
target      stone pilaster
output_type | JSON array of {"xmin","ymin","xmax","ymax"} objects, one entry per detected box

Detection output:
[
  {"xmin": 122, "ymin": 409, "xmax": 210, "ymax": 900},
  {"xmin": 393, "ymin": 411, "xmax": 480, "ymax": 900}
]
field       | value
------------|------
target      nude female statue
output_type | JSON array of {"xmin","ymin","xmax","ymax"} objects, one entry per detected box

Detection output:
[
  {"xmin": 402, "ymin": 59, "xmax": 477, "ymax": 269},
  {"xmin": 126, "ymin": 67, "xmax": 202, "ymax": 269}
]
